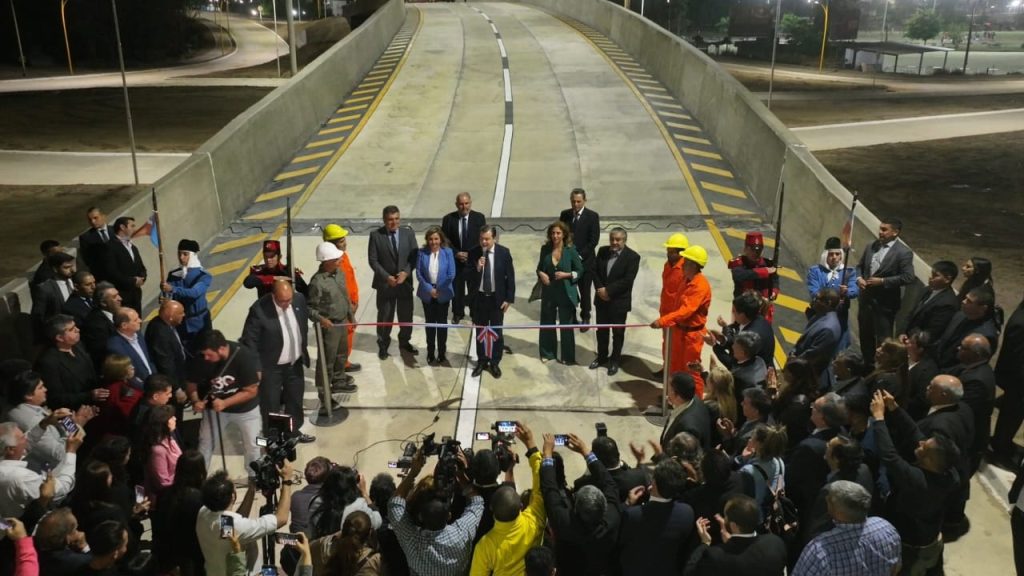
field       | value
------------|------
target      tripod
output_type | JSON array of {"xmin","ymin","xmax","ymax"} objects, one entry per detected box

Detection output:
[{"xmin": 260, "ymin": 488, "xmax": 279, "ymax": 575}]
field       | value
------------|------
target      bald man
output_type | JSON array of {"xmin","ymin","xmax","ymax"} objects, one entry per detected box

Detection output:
[
  {"xmin": 240, "ymin": 279, "xmax": 314, "ymax": 443},
  {"xmin": 145, "ymin": 300, "xmax": 188, "ymax": 389},
  {"xmin": 949, "ymin": 333, "xmax": 996, "ymax": 474}
]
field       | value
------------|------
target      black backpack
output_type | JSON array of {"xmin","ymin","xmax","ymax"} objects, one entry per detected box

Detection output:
[{"xmin": 753, "ymin": 462, "xmax": 800, "ymax": 543}]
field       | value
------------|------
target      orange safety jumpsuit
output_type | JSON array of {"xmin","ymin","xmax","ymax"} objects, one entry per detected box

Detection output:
[
  {"xmin": 341, "ymin": 252, "xmax": 359, "ymax": 368},
  {"xmin": 657, "ymin": 264, "xmax": 711, "ymax": 397}
]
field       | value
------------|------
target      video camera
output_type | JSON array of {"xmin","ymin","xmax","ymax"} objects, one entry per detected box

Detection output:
[
  {"xmin": 489, "ymin": 421, "xmax": 518, "ymax": 473},
  {"xmin": 250, "ymin": 413, "xmax": 299, "ymax": 493}
]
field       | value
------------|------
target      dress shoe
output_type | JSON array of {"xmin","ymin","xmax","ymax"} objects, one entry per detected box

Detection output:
[
  {"xmin": 589, "ymin": 359, "xmax": 606, "ymax": 370},
  {"xmin": 400, "ymin": 342, "xmax": 419, "ymax": 355},
  {"xmin": 607, "ymin": 362, "xmax": 620, "ymax": 376},
  {"xmin": 580, "ymin": 316, "xmax": 590, "ymax": 333},
  {"xmin": 427, "ymin": 353, "xmax": 437, "ymax": 365},
  {"xmin": 318, "ymin": 401, "xmax": 343, "ymax": 416},
  {"xmin": 560, "ymin": 360, "xmax": 577, "ymax": 366},
  {"xmin": 472, "ymin": 363, "xmax": 487, "ymax": 377},
  {"xmin": 437, "ymin": 354, "xmax": 448, "ymax": 365},
  {"xmin": 490, "ymin": 364, "xmax": 502, "ymax": 379},
  {"xmin": 452, "ymin": 314, "xmax": 464, "ymax": 324},
  {"xmin": 344, "ymin": 362, "xmax": 362, "ymax": 373},
  {"xmin": 378, "ymin": 348, "xmax": 390, "ymax": 360},
  {"xmin": 330, "ymin": 381, "xmax": 358, "ymax": 394},
  {"xmin": 295, "ymin": 433, "xmax": 316, "ymax": 444}
]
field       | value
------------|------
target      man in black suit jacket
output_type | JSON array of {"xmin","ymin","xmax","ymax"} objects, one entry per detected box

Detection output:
[
  {"xmin": 935, "ymin": 285, "xmax": 1000, "ymax": 369},
  {"xmin": 30, "ymin": 252, "xmax": 77, "ymax": 337},
  {"xmin": 78, "ymin": 207, "xmax": 117, "ymax": 281},
  {"xmin": 62, "ymin": 271, "xmax": 96, "ymax": 327},
  {"xmin": 709, "ymin": 292, "xmax": 775, "ymax": 370},
  {"xmin": 440, "ymin": 193, "xmax": 486, "ymax": 323},
  {"xmin": 30, "ymin": 240, "xmax": 62, "ymax": 290},
  {"xmin": 559, "ymin": 188, "xmax": 600, "ymax": 327},
  {"xmin": 590, "ymin": 227, "xmax": 640, "ymax": 375},
  {"xmin": 785, "ymin": 393, "xmax": 843, "ymax": 523},
  {"xmin": 949, "ymin": 334, "xmax": 997, "ymax": 473},
  {"xmin": 81, "ymin": 282, "xmax": 122, "ymax": 369},
  {"xmin": 903, "ymin": 260, "xmax": 960, "ymax": 341},
  {"xmin": 367, "ymin": 205, "xmax": 419, "ymax": 359},
  {"xmin": 906, "ymin": 330, "xmax": 940, "ymax": 420},
  {"xmin": 145, "ymin": 300, "xmax": 188, "ymax": 390},
  {"xmin": 103, "ymin": 216, "xmax": 147, "ymax": 314},
  {"xmin": 35, "ymin": 314, "xmax": 104, "ymax": 410},
  {"xmin": 856, "ymin": 217, "xmax": 915, "ymax": 369},
  {"xmin": 661, "ymin": 372, "xmax": 712, "ymax": 453},
  {"xmin": 685, "ymin": 495, "xmax": 787, "ymax": 576},
  {"xmin": 993, "ymin": 296, "xmax": 1024, "ymax": 460},
  {"xmin": 620, "ymin": 459, "xmax": 697, "ymax": 576},
  {"xmin": 468, "ymin": 225, "xmax": 515, "ymax": 379},
  {"xmin": 240, "ymin": 279, "xmax": 314, "ymax": 443},
  {"xmin": 572, "ymin": 435, "xmax": 649, "ymax": 503}
]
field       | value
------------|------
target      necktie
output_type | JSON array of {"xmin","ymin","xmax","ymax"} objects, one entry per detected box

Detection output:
[
  {"xmin": 460, "ymin": 217, "xmax": 467, "ymax": 246},
  {"xmin": 390, "ymin": 232, "xmax": 399, "ymax": 258},
  {"xmin": 607, "ymin": 251, "xmax": 619, "ymax": 276},
  {"xmin": 281, "ymin": 307, "xmax": 298, "ymax": 362},
  {"xmin": 99, "ymin": 228, "xmax": 108, "ymax": 242},
  {"xmin": 483, "ymin": 251, "xmax": 493, "ymax": 293},
  {"xmin": 573, "ymin": 212, "xmax": 580, "ymax": 226}
]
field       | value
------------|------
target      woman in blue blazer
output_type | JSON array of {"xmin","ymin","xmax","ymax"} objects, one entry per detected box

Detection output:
[
  {"xmin": 537, "ymin": 220, "xmax": 584, "ymax": 364},
  {"xmin": 161, "ymin": 239, "xmax": 212, "ymax": 348},
  {"xmin": 416, "ymin": 226, "xmax": 456, "ymax": 365}
]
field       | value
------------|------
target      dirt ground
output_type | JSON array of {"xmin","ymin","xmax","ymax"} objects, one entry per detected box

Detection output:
[
  {"xmin": 724, "ymin": 68, "xmax": 880, "ymax": 92},
  {"xmin": 0, "ymin": 185, "xmax": 141, "ymax": 283},
  {"xmin": 771, "ymin": 93, "xmax": 1024, "ymax": 127},
  {"xmin": 816, "ymin": 131, "xmax": 1024, "ymax": 312},
  {"xmin": 0, "ymin": 86, "xmax": 272, "ymax": 152}
]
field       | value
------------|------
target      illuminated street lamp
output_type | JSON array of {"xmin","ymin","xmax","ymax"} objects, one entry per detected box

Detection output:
[{"xmin": 809, "ymin": 0, "xmax": 830, "ymax": 71}]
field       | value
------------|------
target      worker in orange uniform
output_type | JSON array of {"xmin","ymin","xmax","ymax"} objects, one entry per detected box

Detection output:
[
  {"xmin": 652, "ymin": 239, "xmax": 712, "ymax": 397},
  {"xmin": 323, "ymin": 224, "xmax": 361, "ymax": 373}
]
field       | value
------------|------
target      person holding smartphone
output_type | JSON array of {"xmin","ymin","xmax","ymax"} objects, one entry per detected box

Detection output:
[{"xmin": 195, "ymin": 461, "xmax": 295, "ymax": 576}]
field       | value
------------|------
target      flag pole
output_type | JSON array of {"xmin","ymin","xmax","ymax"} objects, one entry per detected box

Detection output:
[
  {"xmin": 286, "ymin": 197, "xmax": 295, "ymax": 284},
  {"xmin": 152, "ymin": 188, "xmax": 167, "ymax": 284},
  {"xmin": 841, "ymin": 192, "xmax": 859, "ymax": 282}
]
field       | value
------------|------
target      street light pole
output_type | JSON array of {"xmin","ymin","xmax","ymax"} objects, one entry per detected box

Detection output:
[
  {"xmin": 272, "ymin": 0, "xmax": 281, "ymax": 77},
  {"xmin": 767, "ymin": 0, "xmax": 783, "ymax": 110},
  {"xmin": 881, "ymin": 0, "xmax": 890, "ymax": 43},
  {"xmin": 110, "ymin": 0, "xmax": 139, "ymax": 185},
  {"xmin": 286, "ymin": 0, "xmax": 298, "ymax": 76},
  {"xmin": 817, "ymin": 0, "xmax": 830, "ymax": 71},
  {"xmin": 963, "ymin": 0, "xmax": 978, "ymax": 72},
  {"xmin": 60, "ymin": 0, "xmax": 74, "ymax": 75},
  {"xmin": 8, "ymin": 0, "xmax": 27, "ymax": 77}
]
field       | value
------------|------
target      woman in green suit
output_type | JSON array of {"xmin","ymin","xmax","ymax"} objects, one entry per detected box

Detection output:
[{"xmin": 537, "ymin": 220, "xmax": 584, "ymax": 364}]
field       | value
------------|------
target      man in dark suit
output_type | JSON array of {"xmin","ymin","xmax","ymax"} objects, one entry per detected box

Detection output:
[
  {"xmin": 468, "ymin": 225, "xmax": 515, "ymax": 379},
  {"xmin": 685, "ymin": 495, "xmax": 787, "ymax": 576},
  {"xmin": 785, "ymin": 393, "xmax": 844, "ymax": 522},
  {"xmin": 572, "ymin": 435, "xmax": 649, "ymax": 503},
  {"xmin": 81, "ymin": 282, "xmax": 122, "ymax": 369},
  {"xmin": 935, "ymin": 285, "xmax": 1000, "ymax": 369},
  {"xmin": 30, "ymin": 252, "xmax": 76, "ymax": 333},
  {"xmin": 661, "ymin": 372, "xmax": 712, "ymax": 453},
  {"xmin": 559, "ymin": 188, "xmax": 600, "ymax": 329},
  {"xmin": 440, "ymin": 193, "xmax": 486, "ymax": 324},
  {"xmin": 107, "ymin": 307, "xmax": 153, "ymax": 384},
  {"xmin": 709, "ymin": 291, "xmax": 775, "ymax": 371},
  {"xmin": 590, "ymin": 227, "xmax": 640, "ymax": 376},
  {"xmin": 949, "ymin": 333, "xmax": 996, "ymax": 474},
  {"xmin": 145, "ymin": 300, "xmax": 188, "ymax": 389},
  {"xmin": 240, "ymin": 279, "xmax": 314, "ymax": 443},
  {"xmin": 30, "ymin": 240, "xmax": 62, "ymax": 290},
  {"xmin": 62, "ymin": 271, "xmax": 96, "ymax": 326},
  {"xmin": 620, "ymin": 459, "xmax": 696, "ymax": 576},
  {"xmin": 367, "ymin": 205, "xmax": 418, "ymax": 360},
  {"xmin": 78, "ymin": 207, "xmax": 117, "ymax": 281},
  {"xmin": 906, "ymin": 330, "xmax": 940, "ymax": 420},
  {"xmin": 103, "ymin": 216, "xmax": 147, "ymax": 314},
  {"xmin": 992, "ymin": 295, "xmax": 1024, "ymax": 462},
  {"xmin": 856, "ymin": 217, "xmax": 915, "ymax": 369},
  {"xmin": 791, "ymin": 288, "xmax": 842, "ymax": 378},
  {"xmin": 903, "ymin": 260, "xmax": 960, "ymax": 340},
  {"xmin": 35, "ymin": 314, "xmax": 105, "ymax": 410}
]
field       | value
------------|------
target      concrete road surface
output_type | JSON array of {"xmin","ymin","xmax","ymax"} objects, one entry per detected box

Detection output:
[
  {"xmin": 0, "ymin": 14, "xmax": 286, "ymax": 94},
  {"xmin": 791, "ymin": 107, "xmax": 1024, "ymax": 150},
  {"xmin": 0, "ymin": 150, "xmax": 189, "ymax": 185}
]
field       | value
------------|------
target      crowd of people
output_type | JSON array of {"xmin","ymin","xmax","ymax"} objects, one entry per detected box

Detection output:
[{"xmin": 0, "ymin": 196, "xmax": 1022, "ymax": 576}]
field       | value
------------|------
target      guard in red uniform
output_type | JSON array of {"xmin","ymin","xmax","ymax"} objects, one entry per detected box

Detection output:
[
  {"xmin": 728, "ymin": 232, "xmax": 779, "ymax": 323},
  {"xmin": 243, "ymin": 240, "xmax": 308, "ymax": 298},
  {"xmin": 654, "ymin": 243, "xmax": 712, "ymax": 397}
]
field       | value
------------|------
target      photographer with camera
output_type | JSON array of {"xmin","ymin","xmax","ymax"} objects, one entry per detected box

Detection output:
[
  {"xmin": 195, "ymin": 461, "xmax": 294, "ymax": 576},
  {"xmin": 389, "ymin": 443, "xmax": 483, "ymax": 576},
  {"xmin": 471, "ymin": 422, "xmax": 544, "ymax": 576}
]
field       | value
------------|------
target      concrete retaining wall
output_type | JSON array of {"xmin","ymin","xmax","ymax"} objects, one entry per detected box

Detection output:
[
  {"xmin": 516, "ymin": 0, "xmax": 931, "ymax": 323},
  {"xmin": 6, "ymin": 0, "xmax": 407, "ymax": 317}
]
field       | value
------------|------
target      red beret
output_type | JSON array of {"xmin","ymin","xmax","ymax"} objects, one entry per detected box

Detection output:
[{"xmin": 745, "ymin": 232, "xmax": 764, "ymax": 248}]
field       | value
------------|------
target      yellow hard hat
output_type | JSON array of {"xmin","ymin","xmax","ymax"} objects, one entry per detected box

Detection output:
[
  {"xmin": 663, "ymin": 232, "xmax": 689, "ymax": 250},
  {"xmin": 682, "ymin": 245, "xmax": 709, "ymax": 268},
  {"xmin": 322, "ymin": 224, "xmax": 348, "ymax": 242}
]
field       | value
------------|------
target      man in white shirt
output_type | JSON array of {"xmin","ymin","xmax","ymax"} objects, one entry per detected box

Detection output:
[
  {"xmin": 196, "ymin": 465, "xmax": 294, "ymax": 575},
  {"xmin": 0, "ymin": 421, "xmax": 81, "ymax": 518},
  {"xmin": 5, "ymin": 370, "xmax": 96, "ymax": 473}
]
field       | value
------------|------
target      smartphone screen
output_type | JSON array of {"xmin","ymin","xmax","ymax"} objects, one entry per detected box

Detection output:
[
  {"xmin": 220, "ymin": 515, "xmax": 234, "ymax": 539},
  {"xmin": 496, "ymin": 420, "xmax": 516, "ymax": 434},
  {"xmin": 0, "ymin": 519, "xmax": 11, "ymax": 531},
  {"xmin": 59, "ymin": 416, "xmax": 77, "ymax": 436},
  {"xmin": 275, "ymin": 532, "xmax": 298, "ymax": 545},
  {"xmin": 134, "ymin": 485, "xmax": 145, "ymax": 504},
  {"xmin": 256, "ymin": 437, "xmax": 269, "ymax": 448},
  {"xmin": 387, "ymin": 460, "xmax": 398, "ymax": 469},
  {"xmin": 41, "ymin": 461, "xmax": 52, "ymax": 474},
  {"xmin": 475, "ymin": 432, "xmax": 491, "ymax": 441},
  {"xmin": 260, "ymin": 567, "xmax": 277, "ymax": 576},
  {"xmin": 554, "ymin": 434, "xmax": 569, "ymax": 447}
]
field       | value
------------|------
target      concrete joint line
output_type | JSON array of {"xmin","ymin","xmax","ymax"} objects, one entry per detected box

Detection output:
[{"xmin": 473, "ymin": 5, "xmax": 513, "ymax": 219}]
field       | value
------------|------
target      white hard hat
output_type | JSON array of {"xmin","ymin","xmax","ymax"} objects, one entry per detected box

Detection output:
[{"xmin": 315, "ymin": 242, "xmax": 343, "ymax": 262}]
